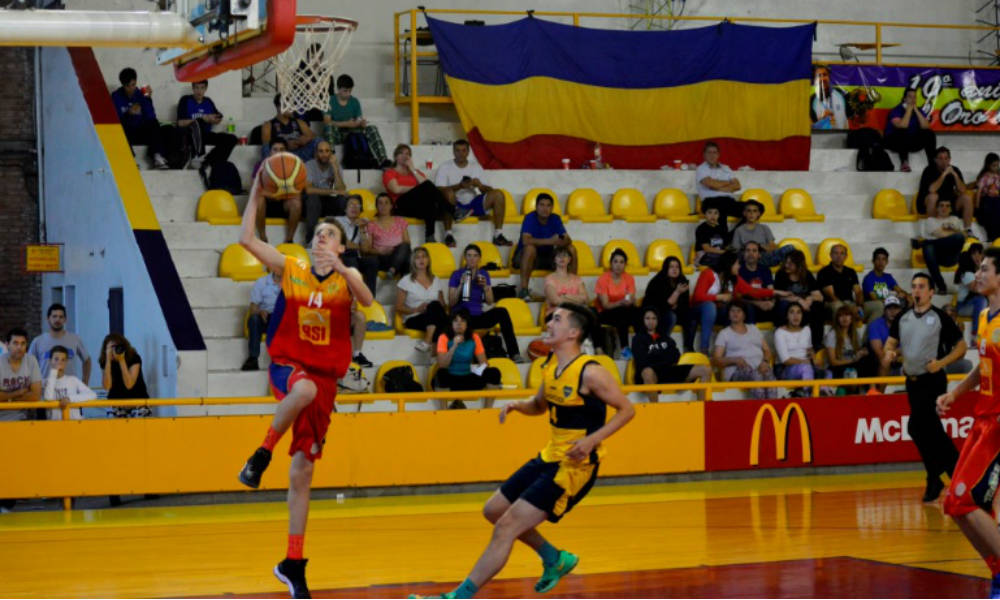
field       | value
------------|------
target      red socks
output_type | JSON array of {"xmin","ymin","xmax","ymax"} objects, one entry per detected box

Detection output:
[
  {"xmin": 262, "ymin": 426, "xmax": 282, "ymax": 452},
  {"xmin": 287, "ymin": 534, "xmax": 304, "ymax": 560}
]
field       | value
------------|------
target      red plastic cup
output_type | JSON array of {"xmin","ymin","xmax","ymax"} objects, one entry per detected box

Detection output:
[
  {"xmin": 673, "ymin": 159, "xmax": 682, "ymax": 169},
  {"xmin": 239, "ymin": 136, "xmax": 248, "ymax": 145},
  {"xmin": 425, "ymin": 160, "xmax": 433, "ymax": 170},
  {"xmin": 561, "ymin": 158, "xmax": 570, "ymax": 169},
  {"xmin": 141, "ymin": 85, "xmax": 151, "ymax": 97}
]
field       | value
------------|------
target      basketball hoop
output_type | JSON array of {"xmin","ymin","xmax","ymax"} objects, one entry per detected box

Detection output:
[{"xmin": 275, "ymin": 15, "xmax": 357, "ymax": 115}]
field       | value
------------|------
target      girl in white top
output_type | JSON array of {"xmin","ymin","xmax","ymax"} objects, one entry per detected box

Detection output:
[
  {"xmin": 43, "ymin": 346, "xmax": 96, "ymax": 420},
  {"xmin": 395, "ymin": 246, "xmax": 449, "ymax": 352},
  {"xmin": 775, "ymin": 303, "xmax": 832, "ymax": 395}
]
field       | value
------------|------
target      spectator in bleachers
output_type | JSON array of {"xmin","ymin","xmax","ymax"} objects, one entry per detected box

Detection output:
[
  {"xmin": 43, "ymin": 346, "xmax": 96, "ymax": 420},
  {"xmin": 395, "ymin": 246, "xmax": 449, "ymax": 353},
  {"xmin": 738, "ymin": 241, "xmax": 776, "ymax": 325},
  {"xmin": 513, "ymin": 193, "xmax": 575, "ymax": 300},
  {"xmin": 975, "ymin": 152, "xmax": 1000, "ymax": 243},
  {"xmin": 693, "ymin": 197, "xmax": 730, "ymax": 269},
  {"xmin": 712, "ymin": 302, "xmax": 776, "ymax": 399},
  {"xmin": 29, "ymin": 303, "xmax": 91, "ymax": 383},
  {"xmin": 241, "ymin": 268, "xmax": 280, "ymax": 371},
  {"xmin": 631, "ymin": 306, "xmax": 710, "ymax": 402},
  {"xmin": 303, "ymin": 140, "xmax": 347, "ymax": 245},
  {"xmin": 884, "ymin": 89, "xmax": 936, "ymax": 173},
  {"xmin": 915, "ymin": 197, "xmax": 966, "ymax": 294},
  {"xmin": 111, "ymin": 67, "xmax": 169, "ymax": 169},
  {"xmin": 434, "ymin": 140, "xmax": 513, "ymax": 247},
  {"xmin": 175, "ymin": 79, "xmax": 237, "ymax": 181},
  {"xmin": 695, "ymin": 141, "xmax": 743, "ymax": 222},
  {"xmin": 818, "ymin": 244, "xmax": 863, "ymax": 318},
  {"xmin": 861, "ymin": 247, "xmax": 911, "ymax": 322},
  {"xmin": 917, "ymin": 147, "xmax": 973, "ymax": 231},
  {"xmin": 383, "ymin": 144, "xmax": 455, "ymax": 246},
  {"xmin": 773, "ymin": 250, "xmax": 825, "ymax": 350},
  {"xmin": 775, "ymin": 303, "xmax": 832, "ymax": 396},
  {"xmin": 434, "ymin": 309, "xmax": 502, "ymax": 406},
  {"xmin": 869, "ymin": 296, "xmax": 905, "ymax": 389},
  {"xmin": 595, "ymin": 248, "xmax": 639, "ymax": 359},
  {"xmin": 543, "ymin": 246, "xmax": 589, "ymax": 321},
  {"xmin": 100, "ymin": 334, "xmax": 150, "ymax": 418},
  {"xmin": 955, "ymin": 242, "xmax": 986, "ymax": 344},
  {"xmin": 449, "ymin": 244, "xmax": 525, "ymax": 363},
  {"xmin": 824, "ymin": 305, "xmax": 874, "ymax": 382},
  {"xmin": 642, "ymin": 256, "xmax": 693, "ymax": 352},
  {"xmin": 334, "ymin": 196, "xmax": 379, "ymax": 294},
  {"xmin": 261, "ymin": 93, "xmax": 317, "ymax": 161},
  {"xmin": 0, "ymin": 328, "xmax": 41, "ymax": 422},
  {"xmin": 364, "ymin": 192, "xmax": 412, "ymax": 280},
  {"xmin": 253, "ymin": 141, "xmax": 302, "ymax": 244},
  {"xmin": 349, "ymin": 307, "xmax": 373, "ymax": 368},
  {"xmin": 729, "ymin": 199, "xmax": 792, "ymax": 267},
  {"xmin": 323, "ymin": 74, "xmax": 388, "ymax": 166},
  {"xmin": 691, "ymin": 250, "xmax": 738, "ymax": 354},
  {"xmin": 809, "ymin": 64, "xmax": 848, "ymax": 130}
]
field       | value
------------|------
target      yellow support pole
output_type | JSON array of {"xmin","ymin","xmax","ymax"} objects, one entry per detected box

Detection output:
[
  {"xmin": 875, "ymin": 24, "xmax": 883, "ymax": 64},
  {"xmin": 409, "ymin": 9, "xmax": 420, "ymax": 144},
  {"xmin": 573, "ymin": 13, "xmax": 579, "ymax": 26},
  {"xmin": 393, "ymin": 12, "xmax": 400, "ymax": 100}
]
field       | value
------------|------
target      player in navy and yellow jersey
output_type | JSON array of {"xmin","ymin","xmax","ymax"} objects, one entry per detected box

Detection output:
[
  {"xmin": 235, "ymin": 154, "xmax": 373, "ymax": 599},
  {"xmin": 938, "ymin": 247, "xmax": 1000, "ymax": 598},
  {"xmin": 411, "ymin": 302, "xmax": 634, "ymax": 599}
]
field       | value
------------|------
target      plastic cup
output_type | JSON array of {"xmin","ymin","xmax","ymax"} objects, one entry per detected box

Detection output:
[
  {"xmin": 561, "ymin": 158, "xmax": 570, "ymax": 169},
  {"xmin": 239, "ymin": 136, "xmax": 248, "ymax": 145},
  {"xmin": 425, "ymin": 160, "xmax": 433, "ymax": 170},
  {"xmin": 673, "ymin": 159, "xmax": 682, "ymax": 169}
]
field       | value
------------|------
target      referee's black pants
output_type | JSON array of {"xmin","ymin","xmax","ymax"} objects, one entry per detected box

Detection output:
[{"xmin": 905, "ymin": 371, "xmax": 959, "ymax": 481}]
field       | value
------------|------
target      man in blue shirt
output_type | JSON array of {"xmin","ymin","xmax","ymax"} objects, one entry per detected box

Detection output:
[
  {"xmin": 883, "ymin": 88, "xmax": 936, "ymax": 173},
  {"xmin": 861, "ymin": 247, "xmax": 911, "ymax": 322},
  {"xmin": 513, "ymin": 193, "xmax": 575, "ymax": 300},
  {"xmin": 110, "ymin": 67, "xmax": 168, "ymax": 169},
  {"xmin": 242, "ymin": 269, "xmax": 281, "ymax": 371},
  {"xmin": 869, "ymin": 296, "xmax": 904, "ymax": 386},
  {"xmin": 448, "ymin": 244, "xmax": 525, "ymax": 363},
  {"xmin": 176, "ymin": 80, "xmax": 237, "ymax": 182},
  {"xmin": 738, "ymin": 241, "xmax": 775, "ymax": 324}
]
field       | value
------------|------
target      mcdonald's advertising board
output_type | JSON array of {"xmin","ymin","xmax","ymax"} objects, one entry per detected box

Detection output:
[{"xmin": 704, "ymin": 393, "xmax": 977, "ymax": 472}]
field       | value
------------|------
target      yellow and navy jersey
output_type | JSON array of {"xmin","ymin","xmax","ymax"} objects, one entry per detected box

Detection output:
[
  {"xmin": 539, "ymin": 353, "xmax": 607, "ymax": 464},
  {"xmin": 977, "ymin": 307, "xmax": 1000, "ymax": 416}
]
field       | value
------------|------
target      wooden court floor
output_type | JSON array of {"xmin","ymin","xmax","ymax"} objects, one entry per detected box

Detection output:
[{"xmin": 0, "ymin": 470, "xmax": 991, "ymax": 598}]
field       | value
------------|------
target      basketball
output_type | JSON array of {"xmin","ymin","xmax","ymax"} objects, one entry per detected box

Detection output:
[{"xmin": 259, "ymin": 152, "xmax": 307, "ymax": 199}]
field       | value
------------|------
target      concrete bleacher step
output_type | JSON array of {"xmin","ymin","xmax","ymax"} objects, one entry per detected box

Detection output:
[
  {"xmin": 171, "ymin": 249, "xmax": 220, "ymax": 278},
  {"xmin": 194, "ymin": 306, "xmax": 248, "ymax": 338},
  {"xmin": 182, "ymin": 277, "xmax": 253, "ymax": 308}
]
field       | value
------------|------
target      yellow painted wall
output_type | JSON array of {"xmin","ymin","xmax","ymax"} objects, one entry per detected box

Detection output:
[{"xmin": 0, "ymin": 402, "xmax": 703, "ymax": 497}]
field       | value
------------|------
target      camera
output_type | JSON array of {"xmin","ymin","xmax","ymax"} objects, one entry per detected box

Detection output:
[{"xmin": 113, "ymin": 344, "xmax": 125, "ymax": 354}]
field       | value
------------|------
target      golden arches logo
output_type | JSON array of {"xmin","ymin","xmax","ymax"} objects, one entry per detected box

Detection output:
[{"xmin": 749, "ymin": 402, "xmax": 812, "ymax": 466}]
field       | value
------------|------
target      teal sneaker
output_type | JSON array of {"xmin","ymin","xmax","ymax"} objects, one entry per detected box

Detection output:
[
  {"xmin": 407, "ymin": 593, "xmax": 456, "ymax": 599},
  {"xmin": 534, "ymin": 550, "xmax": 579, "ymax": 593}
]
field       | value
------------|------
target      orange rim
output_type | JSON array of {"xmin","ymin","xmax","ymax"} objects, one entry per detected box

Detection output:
[{"xmin": 295, "ymin": 15, "xmax": 358, "ymax": 31}]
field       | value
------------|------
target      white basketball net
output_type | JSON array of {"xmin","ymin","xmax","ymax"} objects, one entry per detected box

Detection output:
[{"xmin": 275, "ymin": 17, "xmax": 357, "ymax": 115}]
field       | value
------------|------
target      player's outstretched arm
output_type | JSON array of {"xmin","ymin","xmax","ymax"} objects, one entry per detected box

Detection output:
[
  {"xmin": 566, "ymin": 364, "xmax": 635, "ymax": 461},
  {"xmin": 239, "ymin": 177, "xmax": 287, "ymax": 274},
  {"xmin": 938, "ymin": 368, "xmax": 980, "ymax": 416},
  {"xmin": 499, "ymin": 387, "xmax": 548, "ymax": 423}
]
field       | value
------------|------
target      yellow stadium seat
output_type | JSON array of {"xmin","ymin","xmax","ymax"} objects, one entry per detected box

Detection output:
[
  {"xmin": 421, "ymin": 242, "xmax": 457, "ymax": 279},
  {"xmin": 911, "ymin": 240, "xmax": 973, "ymax": 273},
  {"xmin": 375, "ymin": 360, "xmax": 421, "ymax": 394},
  {"xmin": 645, "ymin": 239, "xmax": 695, "ymax": 274},
  {"xmin": 275, "ymin": 243, "xmax": 310, "ymax": 265},
  {"xmin": 426, "ymin": 362, "xmax": 440, "ymax": 390},
  {"xmin": 816, "ymin": 238, "xmax": 863, "ymax": 272},
  {"xmin": 678, "ymin": 351, "xmax": 716, "ymax": 381},
  {"xmin": 219, "ymin": 243, "xmax": 265, "ymax": 281},
  {"xmin": 653, "ymin": 188, "xmax": 698, "ymax": 222},
  {"xmin": 779, "ymin": 189, "xmax": 825, "ymax": 222},
  {"xmin": 527, "ymin": 356, "xmax": 546, "ymax": 389},
  {"xmin": 740, "ymin": 189, "xmax": 783, "ymax": 222},
  {"xmin": 196, "ymin": 189, "xmax": 241, "ymax": 225},
  {"xmin": 487, "ymin": 357, "xmax": 525, "ymax": 389},
  {"xmin": 600, "ymin": 240, "xmax": 649, "ymax": 275},
  {"xmin": 872, "ymin": 189, "xmax": 917, "ymax": 221},
  {"xmin": 350, "ymin": 188, "xmax": 377, "ymax": 220},
  {"xmin": 495, "ymin": 297, "xmax": 543, "ymax": 336},
  {"xmin": 356, "ymin": 300, "xmax": 395, "ymax": 340},
  {"xmin": 611, "ymin": 188, "xmax": 656, "ymax": 223},
  {"xmin": 777, "ymin": 238, "xmax": 817, "ymax": 271},
  {"xmin": 572, "ymin": 240, "xmax": 603, "ymax": 276},
  {"xmin": 624, "ymin": 359, "xmax": 636, "ymax": 386},
  {"xmin": 393, "ymin": 311, "xmax": 425, "ymax": 339},
  {"xmin": 462, "ymin": 240, "xmax": 510, "ymax": 277},
  {"xmin": 498, "ymin": 189, "xmax": 522, "ymax": 224},
  {"xmin": 566, "ymin": 188, "xmax": 613, "ymax": 223},
  {"xmin": 590, "ymin": 354, "xmax": 623, "ymax": 384},
  {"xmin": 522, "ymin": 188, "xmax": 561, "ymax": 215}
]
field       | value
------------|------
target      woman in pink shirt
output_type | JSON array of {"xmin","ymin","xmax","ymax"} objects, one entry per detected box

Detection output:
[
  {"xmin": 364, "ymin": 192, "xmax": 411, "ymax": 279},
  {"xmin": 382, "ymin": 144, "xmax": 454, "ymax": 246},
  {"xmin": 543, "ymin": 246, "xmax": 589, "ymax": 320},
  {"xmin": 594, "ymin": 248, "xmax": 639, "ymax": 358}
]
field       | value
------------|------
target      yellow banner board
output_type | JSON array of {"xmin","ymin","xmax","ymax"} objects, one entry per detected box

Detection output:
[{"xmin": 24, "ymin": 244, "xmax": 63, "ymax": 273}]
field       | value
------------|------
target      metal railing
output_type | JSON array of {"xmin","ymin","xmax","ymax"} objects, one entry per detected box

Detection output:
[{"xmin": 393, "ymin": 8, "xmax": 1000, "ymax": 144}]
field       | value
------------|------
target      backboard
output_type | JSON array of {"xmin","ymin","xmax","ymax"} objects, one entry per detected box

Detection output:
[{"xmin": 158, "ymin": 0, "xmax": 297, "ymax": 82}]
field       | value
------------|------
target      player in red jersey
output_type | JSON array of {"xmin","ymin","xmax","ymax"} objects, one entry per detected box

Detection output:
[
  {"xmin": 938, "ymin": 246, "xmax": 1000, "ymax": 599},
  {"xmin": 235, "ymin": 158, "xmax": 373, "ymax": 599}
]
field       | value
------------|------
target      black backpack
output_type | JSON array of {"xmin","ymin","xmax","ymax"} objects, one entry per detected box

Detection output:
[
  {"xmin": 857, "ymin": 144, "xmax": 894, "ymax": 172},
  {"xmin": 481, "ymin": 333, "xmax": 507, "ymax": 359},
  {"xmin": 383, "ymin": 365, "xmax": 422, "ymax": 393},
  {"xmin": 341, "ymin": 131, "xmax": 379, "ymax": 169},
  {"xmin": 160, "ymin": 124, "xmax": 195, "ymax": 169},
  {"xmin": 208, "ymin": 161, "xmax": 243, "ymax": 194}
]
